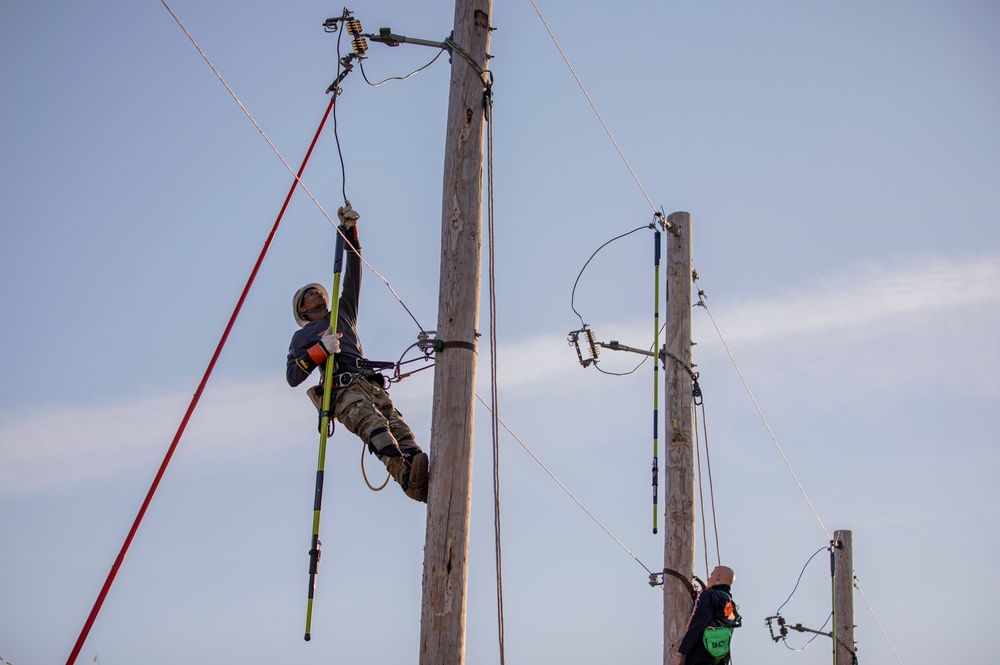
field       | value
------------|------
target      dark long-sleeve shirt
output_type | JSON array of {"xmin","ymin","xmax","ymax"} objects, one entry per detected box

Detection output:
[
  {"xmin": 677, "ymin": 584, "xmax": 736, "ymax": 664},
  {"xmin": 286, "ymin": 226, "xmax": 363, "ymax": 387}
]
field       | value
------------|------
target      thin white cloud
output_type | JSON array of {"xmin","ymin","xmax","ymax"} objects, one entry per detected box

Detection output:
[
  {"xmin": 0, "ymin": 377, "xmax": 309, "ymax": 496},
  {"xmin": 2, "ymin": 253, "xmax": 996, "ymax": 495},
  {"xmin": 699, "ymin": 253, "xmax": 1000, "ymax": 345}
]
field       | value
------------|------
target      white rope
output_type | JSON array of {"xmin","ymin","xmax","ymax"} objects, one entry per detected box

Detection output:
[
  {"xmin": 475, "ymin": 393, "xmax": 655, "ymax": 576},
  {"xmin": 528, "ymin": 0, "xmax": 658, "ymax": 214},
  {"xmin": 856, "ymin": 577, "xmax": 906, "ymax": 664},
  {"xmin": 694, "ymin": 283, "xmax": 831, "ymax": 541}
]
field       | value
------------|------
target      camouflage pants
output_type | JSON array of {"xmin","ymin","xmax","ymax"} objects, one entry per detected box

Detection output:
[{"xmin": 332, "ymin": 374, "xmax": 422, "ymax": 456}]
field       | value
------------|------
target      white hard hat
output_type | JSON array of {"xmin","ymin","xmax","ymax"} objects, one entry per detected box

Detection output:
[{"xmin": 292, "ymin": 283, "xmax": 328, "ymax": 328}]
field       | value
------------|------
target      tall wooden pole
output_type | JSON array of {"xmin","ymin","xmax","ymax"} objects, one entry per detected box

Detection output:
[
  {"xmin": 832, "ymin": 530, "xmax": 856, "ymax": 665},
  {"xmin": 419, "ymin": 1, "xmax": 492, "ymax": 664},
  {"xmin": 662, "ymin": 212, "xmax": 695, "ymax": 663}
]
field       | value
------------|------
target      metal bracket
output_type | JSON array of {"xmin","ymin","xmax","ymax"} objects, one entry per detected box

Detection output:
[
  {"xmin": 567, "ymin": 326, "xmax": 600, "ymax": 368},
  {"xmin": 363, "ymin": 27, "xmax": 452, "ymax": 53}
]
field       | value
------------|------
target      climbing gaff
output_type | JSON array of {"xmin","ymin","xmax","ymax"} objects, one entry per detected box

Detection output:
[
  {"xmin": 304, "ymin": 225, "xmax": 347, "ymax": 642},
  {"xmin": 652, "ymin": 226, "xmax": 662, "ymax": 534}
]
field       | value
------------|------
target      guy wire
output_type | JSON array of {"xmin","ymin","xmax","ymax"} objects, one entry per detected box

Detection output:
[
  {"xmin": 694, "ymin": 278, "xmax": 831, "ymax": 541},
  {"xmin": 529, "ymin": 0, "xmax": 658, "ymax": 214},
  {"xmin": 475, "ymin": 394, "xmax": 655, "ymax": 577}
]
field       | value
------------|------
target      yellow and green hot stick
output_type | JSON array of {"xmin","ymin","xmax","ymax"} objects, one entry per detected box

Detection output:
[
  {"xmin": 304, "ymin": 225, "xmax": 346, "ymax": 641},
  {"xmin": 652, "ymin": 227, "xmax": 661, "ymax": 535}
]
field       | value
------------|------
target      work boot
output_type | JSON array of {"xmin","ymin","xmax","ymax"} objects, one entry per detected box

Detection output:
[
  {"xmin": 405, "ymin": 452, "xmax": 429, "ymax": 503},
  {"xmin": 382, "ymin": 454, "xmax": 429, "ymax": 503}
]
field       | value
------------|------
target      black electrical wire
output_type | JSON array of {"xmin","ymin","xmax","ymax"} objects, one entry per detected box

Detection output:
[{"xmin": 569, "ymin": 224, "xmax": 648, "ymax": 328}]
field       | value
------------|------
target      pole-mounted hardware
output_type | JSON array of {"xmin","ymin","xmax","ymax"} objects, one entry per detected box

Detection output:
[
  {"xmin": 567, "ymin": 326, "xmax": 600, "ymax": 368},
  {"xmin": 364, "ymin": 27, "xmax": 452, "ymax": 52},
  {"xmin": 323, "ymin": 10, "xmax": 369, "ymax": 55},
  {"xmin": 322, "ymin": 9, "xmax": 366, "ymax": 95},
  {"xmin": 766, "ymin": 614, "xmax": 859, "ymax": 663},
  {"xmin": 567, "ymin": 327, "xmax": 662, "ymax": 368}
]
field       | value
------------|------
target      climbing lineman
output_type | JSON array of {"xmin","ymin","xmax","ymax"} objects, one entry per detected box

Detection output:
[
  {"xmin": 671, "ymin": 565, "xmax": 742, "ymax": 665},
  {"xmin": 286, "ymin": 202, "xmax": 430, "ymax": 502}
]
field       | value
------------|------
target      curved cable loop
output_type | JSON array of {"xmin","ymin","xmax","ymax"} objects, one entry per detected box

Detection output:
[
  {"xmin": 359, "ymin": 48, "xmax": 446, "ymax": 86},
  {"xmin": 775, "ymin": 545, "xmax": 830, "ymax": 615},
  {"xmin": 445, "ymin": 36, "xmax": 488, "ymax": 79},
  {"xmin": 387, "ymin": 340, "xmax": 437, "ymax": 384},
  {"xmin": 570, "ymin": 225, "xmax": 649, "ymax": 327},
  {"xmin": 782, "ymin": 612, "xmax": 833, "ymax": 653},
  {"xmin": 360, "ymin": 441, "xmax": 391, "ymax": 491}
]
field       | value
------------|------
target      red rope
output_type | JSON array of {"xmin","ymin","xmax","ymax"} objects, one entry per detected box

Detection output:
[{"xmin": 65, "ymin": 96, "xmax": 337, "ymax": 665}]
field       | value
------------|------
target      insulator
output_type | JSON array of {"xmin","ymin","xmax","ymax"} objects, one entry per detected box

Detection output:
[
  {"xmin": 584, "ymin": 329, "xmax": 599, "ymax": 359},
  {"xmin": 352, "ymin": 36, "xmax": 368, "ymax": 55},
  {"xmin": 345, "ymin": 18, "xmax": 363, "ymax": 35}
]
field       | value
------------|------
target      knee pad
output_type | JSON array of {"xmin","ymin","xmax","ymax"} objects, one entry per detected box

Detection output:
[{"xmin": 368, "ymin": 427, "xmax": 401, "ymax": 457}]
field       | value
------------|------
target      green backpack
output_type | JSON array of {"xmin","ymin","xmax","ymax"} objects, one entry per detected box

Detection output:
[
  {"xmin": 702, "ymin": 590, "xmax": 740, "ymax": 662},
  {"xmin": 702, "ymin": 625, "xmax": 733, "ymax": 659}
]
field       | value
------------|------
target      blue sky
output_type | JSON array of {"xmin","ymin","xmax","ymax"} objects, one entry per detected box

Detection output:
[{"xmin": 2, "ymin": 1, "xmax": 998, "ymax": 664}]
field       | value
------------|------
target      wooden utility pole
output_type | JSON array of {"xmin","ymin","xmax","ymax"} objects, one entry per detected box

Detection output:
[
  {"xmin": 832, "ymin": 530, "xmax": 856, "ymax": 665},
  {"xmin": 419, "ymin": 1, "xmax": 492, "ymax": 664},
  {"xmin": 662, "ymin": 211, "xmax": 695, "ymax": 663}
]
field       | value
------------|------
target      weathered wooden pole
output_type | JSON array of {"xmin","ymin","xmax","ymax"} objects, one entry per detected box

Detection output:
[
  {"xmin": 418, "ymin": 1, "xmax": 492, "ymax": 663},
  {"xmin": 661, "ymin": 211, "xmax": 695, "ymax": 663},
  {"xmin": 832, "ymin": 530, "xmax": 856, "ymax": 665}
]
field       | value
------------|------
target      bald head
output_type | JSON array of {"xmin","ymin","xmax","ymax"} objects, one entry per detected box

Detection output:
[{"xmin": 707, "ymin": 565, "xmax": 735, "ymax": 587}]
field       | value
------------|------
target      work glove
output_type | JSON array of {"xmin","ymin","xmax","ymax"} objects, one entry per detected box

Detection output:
[
  {"xmin": 337, "ymin": 201, "xmax": 360, "ymax": 228},
  {"xmin": 320, "ymin": 331, "xmax": 341, "ymax": 355}
]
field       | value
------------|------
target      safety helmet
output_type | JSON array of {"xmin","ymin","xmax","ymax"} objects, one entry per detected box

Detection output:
[
  {"xmin": 292, "ymin": 283, "xmax": 329, "ymax": 328},
  {"xmin": 707, "ymin": 565, "xmax": 735, "ymax": 587}
]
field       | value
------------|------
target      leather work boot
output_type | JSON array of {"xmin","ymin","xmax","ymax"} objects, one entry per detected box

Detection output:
[
  {"xmin": 383, "ymin": 454, "xmax": 429, "ymax": 503},
  {"xmin": 405, "ymin": 452, "xmax": 429, "ymax": 503}
]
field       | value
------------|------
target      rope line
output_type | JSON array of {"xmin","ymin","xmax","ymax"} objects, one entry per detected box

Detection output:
[
  {"xmin": 528, "ymin": 0, "xmax": 658, "ymax": 214},
  {"xmin": 694, "ymin": 280, "xmax": 831, "ymax": 541},
  {"xmin": 856, "ymin": 577, "xmax": 905, "ymax": 664},
  {"xmin": 475, "ymin": 394, "xmax": 655, "ymax": 577},
  {"xmin": 485, "ymin": 85, "xmax": 506, "ymax": 665},
  {"xmin": 698, "ymin": 401, "xmax": 722, "ymax": 568},
  {"xmin": 694, "ymin": 413, "xmax": 710, "ymax": 576}
]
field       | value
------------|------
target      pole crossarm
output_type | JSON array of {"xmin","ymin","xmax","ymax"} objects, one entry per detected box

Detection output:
[
  {"xmin": 363, "ymin": 28, "xmax": 452, "ymax": 51},
  {"xmin": 599, "ymin": 339, "xmax": 658, "ymax": 358}
]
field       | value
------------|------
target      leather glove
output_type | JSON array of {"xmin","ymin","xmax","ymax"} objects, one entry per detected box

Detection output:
[
  {"xmin": 320, "ymin": 331, "xmax": 341, "ymax": 355},
  {"xmin": 337, "ymin": 201, "xmax": 360, "ymax": 228}
]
